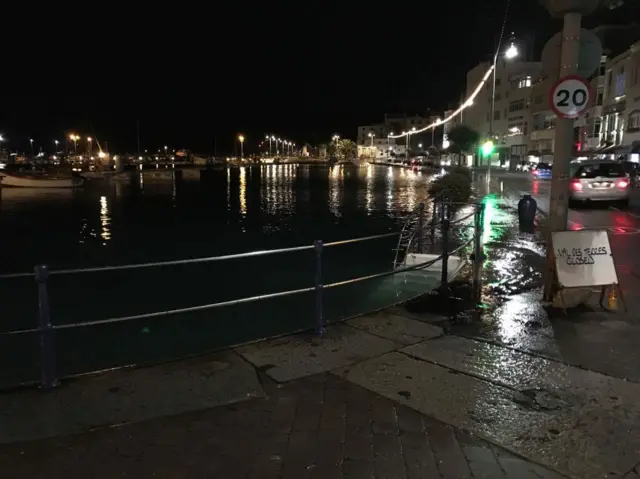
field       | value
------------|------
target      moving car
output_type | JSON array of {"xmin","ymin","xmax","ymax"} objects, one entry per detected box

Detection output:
[
  {"xmin": 532, "ymin": 162, "xmax": 552, "ymax": 179},
  {"xmin": 569, "ymin": 160, "xmax": 630, "ymax": 208}
]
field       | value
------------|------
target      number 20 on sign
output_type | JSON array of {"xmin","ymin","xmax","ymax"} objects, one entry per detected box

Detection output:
[{"xmin": 549, "ymin": 75, "xmax": 593, "ymax": 119}]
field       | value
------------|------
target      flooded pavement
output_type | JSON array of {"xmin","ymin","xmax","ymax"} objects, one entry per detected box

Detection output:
[
  {"xmin": 403, "ymin": 170, "xmax": 640, "ymax": 383},
  {"xmin": 337, "ymin": 334, "xmax": 640, "ymax": 478}
]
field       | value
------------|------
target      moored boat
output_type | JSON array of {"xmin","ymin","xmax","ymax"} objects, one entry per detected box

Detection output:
[{"xmin": 0, "ymin": 171, "xmax": 85, "ymax": 188}]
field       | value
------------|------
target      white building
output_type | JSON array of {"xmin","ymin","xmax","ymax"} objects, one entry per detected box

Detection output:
[
  {"xmin": 463, "ymin": 58, "xmax": 541, "ymax": 167},
  {"xmin": 623, "ymin": 41, "xmax": 640, "ymax": 161},
  {"xmin": 599, "ymin": 40, "xmax": 640, "ymax": 160}
]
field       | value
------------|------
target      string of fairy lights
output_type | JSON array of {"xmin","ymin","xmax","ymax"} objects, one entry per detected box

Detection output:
[{"xmin": 388, "ymin": 64, "xmax": 495, "ymax": 139}]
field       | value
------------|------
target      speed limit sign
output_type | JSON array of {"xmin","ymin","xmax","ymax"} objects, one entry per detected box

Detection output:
[{"xmin": 549, "ymin": 75, "xmax": 593, "ymax": 119}]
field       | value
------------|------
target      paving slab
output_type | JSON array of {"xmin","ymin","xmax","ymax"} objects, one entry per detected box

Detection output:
[
  {"xmin": 335, "ymin": 350, "xmax": 640, "ymax": 479},
  {"xmin": 0, "ymin": 374, "xmax": 564, "ymax": 479},
  {"xmin": 346, "ymin": 311, "xmax": 442, "ymax": 345},
  {"xmin": 235, "ymin": 324, "xmax": 399, "ymax": 382},
  {"xmin": 0, "ymin": 350, "xmax": 263, "ymax": 443}
]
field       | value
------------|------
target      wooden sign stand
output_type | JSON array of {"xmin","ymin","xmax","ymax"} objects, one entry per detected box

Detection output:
[{"xmin": 551, "ymin": 229, "xmax": 627, "ymax": 315}]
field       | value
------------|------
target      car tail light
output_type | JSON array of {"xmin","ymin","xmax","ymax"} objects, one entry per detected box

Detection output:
[
  {"xmin": 532, "ymin": 169, "xmax": 538, "ymax": 176},
  {"xmin": 571, "ymin": 180, "xmax": 583, "ymax": 191},
  {"xmin": 617, "ymin": 180, "xmax": 629, "ymax": 188}
]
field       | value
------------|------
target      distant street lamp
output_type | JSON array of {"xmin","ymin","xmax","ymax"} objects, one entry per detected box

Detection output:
[
  {"xmin": 266, "ymin": 135, "xmax": 273, "ymax": 156},
  {"xmin": 238, "ymin": 134, "xmax": 245, "ymax": 158},
  {"xmin": 54, "ymin": 140, "xmax": 59, "ymax": 153},
  {"xmin": 29, "ymin": 138, "xmax": 34, "ymax": 155},
  {"xmin": 87, "ymin": 137, "xmax": 92, "ymax": 157},
  {"xmin": 69, "ymin": 134, "xmax": 79, "ymax": 152},
  {"xmin": 164, "ymin": 145, "xmax": 168, "ymax": 157}
]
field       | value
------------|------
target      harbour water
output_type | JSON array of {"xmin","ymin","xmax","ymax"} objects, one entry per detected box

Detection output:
[{"xmin": 0, "ymin": 164, "xmax": 456, "ymax": 387}]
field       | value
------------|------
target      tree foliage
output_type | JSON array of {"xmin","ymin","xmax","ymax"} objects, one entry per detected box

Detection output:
[
  {"xmin": 336, "ymin": 139, "xmax": 357, "ymax": 160},
  {"xmin": 447, "ymin": 125, "xmax": 480, "ymax": 154}
]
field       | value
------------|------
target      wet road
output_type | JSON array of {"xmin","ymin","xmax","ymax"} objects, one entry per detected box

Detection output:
[{"xmin": 478, "ymin": 170, "xmax": 640, "ymax": 298}]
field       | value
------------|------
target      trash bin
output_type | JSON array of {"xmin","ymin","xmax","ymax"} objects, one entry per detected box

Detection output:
[{"xmin": 518, "ymin": 194, "xmax": 537, "ymax": 233}]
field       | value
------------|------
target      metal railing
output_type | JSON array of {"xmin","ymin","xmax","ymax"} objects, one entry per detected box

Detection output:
[{"xmin": 0, "ymin": 200, "xmax": 485, "ymax": 391}]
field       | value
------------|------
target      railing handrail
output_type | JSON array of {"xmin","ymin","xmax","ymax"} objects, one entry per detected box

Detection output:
[
  {"xmin": 0, "ymin": 252, "xmax": 446, "ymax": 336},
  {"xmin": 0, "ymin": 231, "xmax": 407, "ymax": 280},
  {"xmin": 0, "ymin": 196, "xmax": 486, "ymax": 391}
]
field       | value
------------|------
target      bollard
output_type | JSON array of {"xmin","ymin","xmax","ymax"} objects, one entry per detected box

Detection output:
[
  {"xmin": 440, "ymin": 202, "xmax": 450, "ymax": 297},
  {"xmin": 471, "ymin": 203, "xmax": 485, "ymax": 303},
  {"xmin": 517, "ymin": 194, "xmax": 537, "ymax": 234},
  {"xmin": 35, "ymin": 265, "xmax": 59, "ymax": 390},
  {"xmin": 314, "ymin": 240, "xmax": 325, "ymax": 336},
  {"xmin": 417, "ymin": 202, "xmax": 425, "ymax": 253}
]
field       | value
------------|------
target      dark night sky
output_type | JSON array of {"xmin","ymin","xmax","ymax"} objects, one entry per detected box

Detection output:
[{"xmin": 2, "ymin": 1, "xmax": 637, "ymax": 155}]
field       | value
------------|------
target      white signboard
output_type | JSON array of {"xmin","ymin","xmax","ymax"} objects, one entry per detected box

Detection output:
[
  {"xmin": 552, "ymin": 229, "xmax": 618, "ymax": 288},
  {"xmin": 549, "ymin": 75, "xmax": 592, "ymax": 119}
]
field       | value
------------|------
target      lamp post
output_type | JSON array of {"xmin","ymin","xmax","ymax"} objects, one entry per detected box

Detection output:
[
  {"xmin": 387, "ymin": 132, "xmax": 393, "ymax": 162},
  {"xmin": 87, "ymin": 137, "xmax": 92, "ymax": 158},
  {"xmin": 266, "ymin": 135, "xmax": 273, "ymax": 156},
  {"xmin": 487, "ymin": 38, "xmax": 518, "ymax": 175},
  {"xmin": 29, "ymin": 138, "xmax": 34, "ymax": 155},
  {"xmin": 69, "ymin": 134, "xmax": 79, "ymax": 153},
  {"xmin": 238, "ymin": 135, "xmax": 245, "ymax": 158},
  {"xmin": 542, "ymin": 0, "xmax": 601, "ymax": 301},
  {"xmin": 432, "ymin": 118, "xmax": 442, "ymax": 146},
  {"xmin": 54, "ymin": 140, "xmax": 59, "ymax": 153}
]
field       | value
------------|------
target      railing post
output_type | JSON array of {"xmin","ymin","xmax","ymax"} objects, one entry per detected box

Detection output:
[
  {"xmin": 35, "ymin": 265, "xmax": 59, "ymax": 390},
  {"xmin": 417, "ymin": 202, "xmax": 425, "ymax": 253},
  {"xmin": 430, "ymin": 200, "xmax": 437, "ymax": 240},
  {"xmin": 440, "ymin": 202, "xmax": 450, "ymax": 297},
  {"xmin": 314, "ymin": 240, "xmax": 325, "ymax": 336},
  {"xmin": 472, "ymin": 202, "xmax": 485, "ymax": 303}
]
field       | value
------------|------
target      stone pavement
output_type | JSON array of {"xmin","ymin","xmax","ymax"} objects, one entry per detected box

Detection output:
[{"xmin": 0, "ymin": 373, "xmax": 563, "ymax": 479}]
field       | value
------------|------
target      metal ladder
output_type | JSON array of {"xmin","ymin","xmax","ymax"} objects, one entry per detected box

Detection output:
[{"xmin": 393, "ymin": 203, "xmax": 427, "ymax": 268}]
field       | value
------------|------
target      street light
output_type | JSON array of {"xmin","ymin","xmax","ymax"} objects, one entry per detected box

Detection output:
[
  {"xmin": 29, "ymin": 138, "xmax": 34, "ymax": 155},
  {"xmin": 488, "ymin": 37, "xmax": 519, "ymax": 173},
  {"xmin": 69, "ymin": 134, "xmax": 79, "ymax": 152},
  {"xmin": 87, "ymin": 137, "xmax": 92, "ymax": 157},
  {"xmin": 238, "ymin": 134, "xmax": 245, "ymax": 158},
  {"xmin": 164, "ymin": 145, "xmax": 168, "ymax": 156}
]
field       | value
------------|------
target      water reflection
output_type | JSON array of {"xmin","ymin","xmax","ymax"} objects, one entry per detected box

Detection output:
[
  {"xmin": 240, "ymin": 167, "xmax": 247, "ymax": 216},
  {"xmin": 0, "ymin": 165, "xmax": 448, "ymax": 270},
  {"xmin": 329, "ymin": 165, "xmax": 341, "ymax": 217},
  {"xmin": 99, "ymin": 195, "xmax": 111, "ymax": 244},
  {"xmin": 366, "ymin": 164, "xmax": 374, "ymax": 214},
  {"xmin": 386, "ymin": 166, "xmax": 394, "ymax": 212}
]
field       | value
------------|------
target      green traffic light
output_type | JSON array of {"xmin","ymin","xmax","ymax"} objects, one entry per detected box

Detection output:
[{"xmin": 481, "ymin": 140, "xmax": 494, "ymax": 156}]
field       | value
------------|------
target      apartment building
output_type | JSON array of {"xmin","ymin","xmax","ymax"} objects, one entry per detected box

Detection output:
[
  {"xmin": 600, "ymin": 40, "xmax": 640, "ymax": 159},
  {"xmin": 463, "ymin": 58, "xmax": 542, "ymax": 167},
  {"xmin": 624, "ymin": 41, "xmax": 640, "ymax": 160}
]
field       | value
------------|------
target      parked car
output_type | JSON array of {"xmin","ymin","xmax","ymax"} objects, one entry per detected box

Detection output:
[
  {"xmin": 531, "ymin": 162, "xmax": 552, "ymax": 179},
  {"xmin": 622, "ymin": 160, "xmax": 640, "ymax": 187},
  {"xmin": 569, "ymin": 160, "xmax": 630, "ymax": 208}
]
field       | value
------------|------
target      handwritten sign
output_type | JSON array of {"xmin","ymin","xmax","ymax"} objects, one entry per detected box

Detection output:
[{"xmin": 551, "ymin": 230, "xmax": 618, "ymax": 288}]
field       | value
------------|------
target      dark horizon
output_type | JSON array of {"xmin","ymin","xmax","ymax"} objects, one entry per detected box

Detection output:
[{"xmin": 1, "ymin": 0, "xmax": 636, "ymax": 155}]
